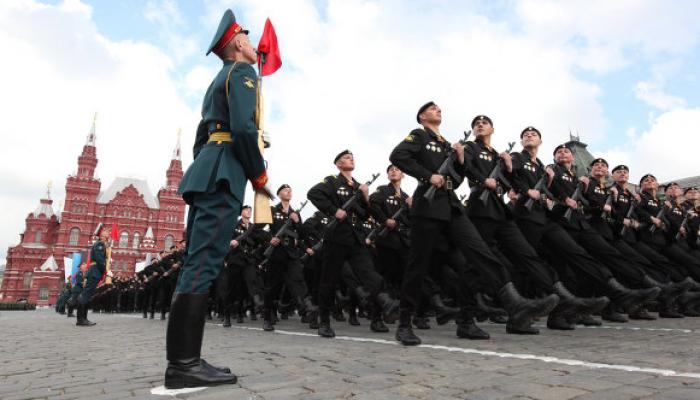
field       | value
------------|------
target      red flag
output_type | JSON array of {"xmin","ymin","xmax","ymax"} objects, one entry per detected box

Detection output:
[
  {"xmin": 110, "ymin": 224, "xmax": 119, "ymax": 242},
  {"xmin": 257, "ymin": 18, "xmax": 282, "ymax": 76}
]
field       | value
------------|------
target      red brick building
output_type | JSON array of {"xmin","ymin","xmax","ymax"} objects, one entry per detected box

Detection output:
[{"xmin": 0, "ymin": 118, "xmax": 186, "ymax": 305}]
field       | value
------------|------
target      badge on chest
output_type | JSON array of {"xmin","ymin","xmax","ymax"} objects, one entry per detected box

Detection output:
[
  {"xmin": 594, "ymin": 186, "xmax": 606, "ymax": 195},
  {"xmin": 478, "ymin": 151, "xmax": 493, "ymax": 162},
  {"xmin": 273, "ymin": 212, "xmax": 286, "ymax": 221},
  {"xmin": 386, "ymin": 196, "xmax": 400, "ymax": 206},
  {"xmin": 425, "ymin": 141, "xmax": 443, "ymax": 153},
  {"xmin": 524, "ymin": 162, "xmax": 537, "ymax": 173},
  {"xmin": 562, "ymin": 174, "xmax": 573, "ymax": 182},
  {"xmin": 337, "ymin": 187, "xmax": 351, "ymax": 197}
]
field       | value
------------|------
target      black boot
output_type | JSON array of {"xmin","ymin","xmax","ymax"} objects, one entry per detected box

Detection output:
[
  {"xmin": 222, "ymin": 310, "xmax": 232, "ymax": 327},
  {"xmin": 376, "ymin": 292, "xmax": 399, "ymax": 324},
  {"xmin": 318, "ymin": 311, "xmax": 335, "ymax": 338},
  {"xmin": 262, "ymin": 309, "xmax": 274, "ymax": 331},
  {"xmin": 150, "ymin": 310, "xmax": 155, "ymax": 319},
  {"xmin": 395, "ymin": 310, "xmax": 421, "ymax": 346},
  {"xmin": 601, "ymin": 304, "xmax": 628, "ymax": 323},
  {"xmin": 347, "ymin": 307, "xmax": 360, "ymax": 326},
  {"xmin": 576, "ymin": 313, "xmax": 602, "ymax": 326},
  {"xmin": 370, "ymin": 310, "xmax": 389, "ymax": 332},
  {"xmin": 412, "ymin": 315, "xmax": 431, "ymax": 330},
  {"xmin": 499, "ymin": 282, "xmax": 558, "ymax": 335},
  {"xmin": 456, "ymin": 313, "xmax": 490, "ymax": 340},
  {"xmin": 430, "ymin": 294, "xmax": 459, "ymax": 326},
  {"xmin": 67, "ymin": 307, "xmax": 75, "ymax": 318},
  {"xmin": 552, "ymin": 281, "xmax": 609, "ymax": 315},
  {"xmin": 628, "ymin": 306, "xmax": 657, "ymax": 320},
  {"xmin": 164, "ymin": 293, "xmax": 237, "ymax": 389},
  {"xmin": 547, "ymin": 310, "xmax": 575, "ymax": 330},
  {"xmin": 605, "ymin": 278, "xmax": 660, "ymax": 313},
  {"xmin": 354, "ymin": 287, "xmax": 372, "ymax": 309},
  {"xmin": 160, "ymin": 310, "xmax": 167, "ymax": 320},
  {"xmin": 143, "ymin": 308, "xmax": 148, "ymax": 318}
]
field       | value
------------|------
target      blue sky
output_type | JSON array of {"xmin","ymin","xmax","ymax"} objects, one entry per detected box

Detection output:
[{"xmin": 1, "ymin": 0, "xmax": 700, "ymax": 263}]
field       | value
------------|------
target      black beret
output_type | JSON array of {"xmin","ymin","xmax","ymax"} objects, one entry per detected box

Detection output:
[
  {"xmin": 684, "ymin": 186, "xmax": 698, "ymax": 194},
  {"xmin": 663, "ymin": 182, "xmax": 679, "ymax": 191},
  {"xmin": 387, "ymin": 164, "xmax": 399, "ymax": 173},
  {"xmin": 334, "ymin": 149, "xmax": 352, "ymax": 163},
  {"xmin": 553, "ymin": 144, "xmax": 571, "ymax": 156},
  {"xmin": 611, "ymin": 165, "xmax": 629, "ymax": 173},
  {"xmin": 589, "ymin": 158, "xmax": 608, "ymax": 167},
  {"xmin": 416, "ymin": 101, "xmax": 435, "ymax": 124},
  {"xmin": 241, "ymin": 204, "xmax": 251, "ymax": 210},
  {"xmin": 471, "ymin": 115, "xmax": 493, "ymax": 128},
  {"xmin": 276, "ymin": 184, "xmax": 291, "ymax": 195},
  {"xmin": 639, "ymin": 174, "xmax": 657, "ymax": 186},
  {"xmin": 520, "ymin": 126, "xmax": 541, "ymax": 138}
]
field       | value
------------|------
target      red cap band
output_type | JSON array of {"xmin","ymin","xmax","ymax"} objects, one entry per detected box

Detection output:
[{"xmin": 212, "ymin": 23, "xmax": 242, "ymax": 55}]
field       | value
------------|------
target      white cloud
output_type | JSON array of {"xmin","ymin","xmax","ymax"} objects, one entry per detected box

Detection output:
[
  {"xmin": 0, "ymin": 0, "xmax": 199, "ymax": 261},
  {"xmin": 634, "ymin": 81, "xmax": 686, "ymax": 111},
  {"xmin": 599, "ymin": 108, "xmax": 700, "ymax": 183}
]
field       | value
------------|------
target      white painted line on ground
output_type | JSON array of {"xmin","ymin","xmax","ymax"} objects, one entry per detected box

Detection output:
[
  {"xmin": 115, "ymin": 314, "xmax": 700, "ymax": 381},
  {"xmin": 532, "ymin": 323, "xmax": 693, "ymax": 333},
  {"xmin": 151, "ymin": 385, "xmax": 207, "ymax": 396}
]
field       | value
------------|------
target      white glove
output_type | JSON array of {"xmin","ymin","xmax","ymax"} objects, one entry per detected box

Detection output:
[
  {"xmin": 107, "ymin": 271, "xmax": 114, "ymax": 278},
  {"xmin": 262, "ymin": 130, "xmax": 271, "ymax": 148}
]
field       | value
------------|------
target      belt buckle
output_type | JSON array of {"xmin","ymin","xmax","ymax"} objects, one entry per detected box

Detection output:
[
  {"xmin": 445, "ymin": 178, "xmax": 453, "ymax": 190},
  {"xmin": 351, "ymin": 215, "xmax": 358, "ymax": 225}
]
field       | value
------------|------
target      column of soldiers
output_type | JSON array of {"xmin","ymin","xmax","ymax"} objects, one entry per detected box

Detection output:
[{"xmin": 58, "ymin": 102, "xmax": 700, "ymax": 349}]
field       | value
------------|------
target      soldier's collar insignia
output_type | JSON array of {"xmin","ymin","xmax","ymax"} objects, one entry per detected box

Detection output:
[{"xmin": 404, "ymin": 135, "xmax": 414, "ymax": 142}]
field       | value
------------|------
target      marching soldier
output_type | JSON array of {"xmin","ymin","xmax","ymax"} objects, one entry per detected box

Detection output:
[
  {"xmin": 389, "ymin": 102, "xmax": 558, "ymax": 345},
  {"xmin": 261, "ymin": 184, "xmax": 316, "ymax": 331},
  {"xmin": 307, "ymin": 150, "xmax": 400, "ymax": 338},
  {"xmin": 165, "ymin": 9, "xmax": 268, "ymax": 388}
]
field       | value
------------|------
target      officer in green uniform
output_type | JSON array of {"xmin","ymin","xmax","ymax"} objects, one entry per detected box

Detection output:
[
  {"xmin": 77, "ymin": 227, "xmax": 109, "ymax": 326},
  {"xmin": 164, "ymin": 9, "xmax": 268, "ymax": 389}
]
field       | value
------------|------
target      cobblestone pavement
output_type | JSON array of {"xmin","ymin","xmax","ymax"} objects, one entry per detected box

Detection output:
[{"xmin": 2, "ymin": 309, "xmax": 700, "ymax": 399}]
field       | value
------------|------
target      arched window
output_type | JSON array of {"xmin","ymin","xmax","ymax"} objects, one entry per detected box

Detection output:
[
  {"xmin": 132, "ymin": 232, "xmax": 140, "ymax": 249},
  {"xmin": 23, "ymin": 272, "xmax": 33, "ymax": 289},
  {"xmin": 39, "ymin": 284, "xmax": 49, "ymax": 300},
  {"xmin": 119, "ymin": 232, "xmax": 129, "ymax": 248},
  {"xmin": 69, "ymin": 228, "xmax": 80, "ymax": 246},
  {"xmin": 34, "ymin": 230, "xmax": 42, "ymax": 243},
  {"xmin": 164, "ymin": 234, "xmax": 174, "ymax": 250}
]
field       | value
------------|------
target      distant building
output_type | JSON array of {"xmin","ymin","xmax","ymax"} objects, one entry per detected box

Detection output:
[{"xmin": 0, "ymin": 117, "xmax": 186, "ymax": 305}]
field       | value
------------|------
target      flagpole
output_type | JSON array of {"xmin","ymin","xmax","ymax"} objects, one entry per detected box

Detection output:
[{"xmin": 253, "ymin": 51, "xmax": 273, "ymax": 224}]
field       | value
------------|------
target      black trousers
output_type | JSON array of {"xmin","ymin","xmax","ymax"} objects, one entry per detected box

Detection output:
[
  {"xmin": 562, "ymin": 225, "xmax": 646, "ymax": 286},
  {"xmin": 264, "ymin": 250, "xmax": 308, "ymax": 311},
  {"xmin": 628, "ymin": 240, "xmax": 683, "ymax": 282},
  {"xmin": 516, "ymin": 219, "xmax": 612, "ymax": 292},
  {"xmin": 649, "ymin": 241, "xmax": 700, "ymax": 282},
  {"xmin": 319, "ymin": 241, "xmax": 382, "ymax": 312},
  {"xmin": 401, "ymin": 214, "xmax": 509, "ymax": 312},
  {"xmin": 472, "ymin": 218, "xmax": 557, "ymax": 292},
  {"xmin": 375, "ymin": 244, "xmax": 410, "ymax": 294}
]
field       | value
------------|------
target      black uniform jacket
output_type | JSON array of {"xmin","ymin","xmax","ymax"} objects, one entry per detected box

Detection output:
[
  {"xmin": 464, "ymin": 138, "xmax": 512, "ymax": 221},
  {"xmin": 307, "ymin": 174, "xmax": 370, "ymax": 246},
  {"xmin": 389, "ymin": 128, "xmax": 465, "ymax": 221},
  {"xmin": 548, "ymin": 163, "xmax": 589, "ymax": 230},
  {"xmin": 509, "ymin": 151, "xmax": 552, "ymax": 225},
  {"xmin": 369, "ymin": 184, "xmax": 410, "ymax": 249}
]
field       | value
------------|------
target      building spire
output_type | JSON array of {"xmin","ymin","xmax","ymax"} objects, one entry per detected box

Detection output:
[
  {"xmin": 46, "ymin": 181, "xmax": 52, "ymax": 200},
  {"xmin": 86, "ymin": 112, "xmax": 97, "ymax": 146},
  {"xmin": 172, "ymin": 128, "xmax": 181, "ymax": 160}
]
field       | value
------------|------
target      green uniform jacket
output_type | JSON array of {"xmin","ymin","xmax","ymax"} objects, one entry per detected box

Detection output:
[
  {"xmin": 179, "ymin": 60, "xmax": 266, "ymax": 205},
  {"xmin": 88, "ymin": 240, "xmax": 107, "ymax": 280}
]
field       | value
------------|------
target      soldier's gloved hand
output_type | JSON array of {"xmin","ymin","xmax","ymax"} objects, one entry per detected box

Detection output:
[
  {"xmin": 107, "ymin": 271, "xmax": 114, "ymax": 278},
  {"xmin": 262, "ymin": 131, "xmax": 271, "ymax": 148}
]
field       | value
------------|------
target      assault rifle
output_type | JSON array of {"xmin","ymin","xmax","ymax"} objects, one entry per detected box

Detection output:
[
  {"xmin": 563, "ymin": 181, "xmax": 587, "ymax": 222},
  {"xmin": 424, "ymin": 130, "xmax": 472, "ymax": 202},
  {"xmin": 259, "ymin": 200, "xmax": 309, "ymax": 266},
  {"xmin": 524, "ymin": 175, "xmax": 555, "ymax": 212},
  {"xmin": 478, "ymin": 141, "xmax": 516, "ymax": 206},
  {"xmin": 325, "ymin": 173, "xmax": 381, "ymax": 231},
  {"xmin": 366, "ymin": 203, "xmax": 408, "ymax": 242},
  {"xmin": 620, "ymin": 196, "xmax": 639, "ymax": 237},
  {"xmin": 600, "ymin": 193, "xmax": 614, "ymax": 219}
]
